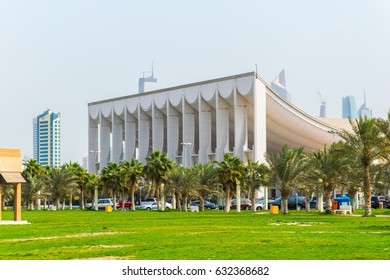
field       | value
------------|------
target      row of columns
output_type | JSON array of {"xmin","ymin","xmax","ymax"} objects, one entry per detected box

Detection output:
[{"xmin": 88, "ymin": 78, "xmax": 267, "ymax": 174}]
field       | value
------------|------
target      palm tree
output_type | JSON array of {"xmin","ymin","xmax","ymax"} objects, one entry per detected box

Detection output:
[
  {"xmin": 192, "ymin": 163, "xmax": 220, "ymax": 212},
  {"xmin": 214, "ymin": 153, "xmax": 245, "ymax": 212},
  {"xmin": 23, "ymin": 158, "xmax": 47, "ymax": 178},
  {"xmin": 309, "ymin": 143, "xmax": 349, "ymax": 214},
  {"xmin": 120, "ymin": 158, "xmax": 144, "ymax": 211},
  {"xmin": 338, "ymin": 116, "xmax": 389, "ymax": 216},
  {"xmin": 84, "ymin": 173, "xmax": 102, "ymax": 208},
  {"xmin": 265, "ymin": 144, "xmax": 308, "ymax": 214},
  {"xmin": 22, "ymin": 173, "xmax": 44, "ymax": 210},
  {"xmin": 64, "ymin": 162, "xmax": 88, "ymax": 209},
  {"xmin": 144, "ymin": 150, "xmax": 174, "ymax": 211},
  {"xmin": 243, "ymin": 160, "xmax": 269, "ymax": 212},
  {"xmin": 101, "ymin": 162, "xmax": 122, "ymax": 210},
  {"xmin": 44, "ymin": 166, "xmax": 78, "ymax": 210}
]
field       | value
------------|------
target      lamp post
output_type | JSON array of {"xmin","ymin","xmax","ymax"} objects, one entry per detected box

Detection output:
[
  {"xmin": 180, "ymin": 142, "xmax": 192, "ymax": 167},
  {"xmin": 89, "ymin": 150, "xmax": 101, "ymax": 211}
]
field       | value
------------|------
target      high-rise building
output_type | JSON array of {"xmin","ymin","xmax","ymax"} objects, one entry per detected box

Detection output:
[
  {"xmin": 33, "ymin": 109, "xmax": 61, "ymax": 168},
  {"xmin": 358, "ymin": 91, "xmax": 372, "ymax": 118},
  {"xmin": 271, "ymin": 69, "xmax": 291, "ymax": 102},
  {"xmin": 342, "ymin": 96, "xmax": 357, "ymax": 119},
  {"xmin": 138, "ymin": 65, "xmax": 157, "ymax": 93}
]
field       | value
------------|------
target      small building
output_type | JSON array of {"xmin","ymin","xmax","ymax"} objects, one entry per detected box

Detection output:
[{"xmin": 0, "ymin": 148, "xmax": 28, "ymax": 224}]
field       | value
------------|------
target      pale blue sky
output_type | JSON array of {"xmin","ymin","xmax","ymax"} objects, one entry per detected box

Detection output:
[{"xmin": 0, "ymin": 0, "xmax": 389, "ymax": 164}]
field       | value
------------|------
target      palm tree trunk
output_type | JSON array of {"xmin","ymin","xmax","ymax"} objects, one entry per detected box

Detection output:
[
  {"xmin": 156, "ymin": 183, "xmax": 161, "ymax": 211},
  {"xmin": 131, "ymin": 189, "xmax": 136, "ymax": 211},
  {"xmin": 80, "ymin": 187, "xmax": 85, "ymax": 209},
  {"xmin": 224, "ymin": 186, "xmax": 231, "ymax": 213},
  {"xmin": 282, "ymin": 197, "xmax": 288, "ymax": 214},
  {"xmin": 325, "ymin": 191, "xmax": 332, "ymax": 214},
  {"xmin": 199, "ymin": 196, "xmax": 205, "ymax": 212},
  {"xmin": 251, "ymin": 189, "xmax": 257, "ymax": 212},
  {"xmin": 363, "ymin": 164, "xmax": 372, "ymax": 216},
  {"xmin": 183, "ymin": 194, "xmax": 188, "ymax": 212}
]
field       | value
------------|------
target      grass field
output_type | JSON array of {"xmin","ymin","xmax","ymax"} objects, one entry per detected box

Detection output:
[{"xmin": 0, "ymin": 208, "xmax": 390, "ymax": 260}]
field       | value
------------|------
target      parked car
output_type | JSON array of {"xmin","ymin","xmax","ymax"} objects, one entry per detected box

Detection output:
[
  {"xmin": 118, "ymin": 199, "xmax": 132, "ymax": 209},
  {"xmin": 249, "ymin": 199, "xmax": 264, "ymax": 210},
  {"xmin": 136, "ymin": 201, "xmax": 172, "ymax": 210},
  {"xmin": 230, "ymin": 198, "xmax": 252, "ymax": 210},
  {"xmin": 190, "ymin": 200, "xmax": 216, "ymax": 209},
  {"xmin": 371, "ymin": 196, "xmax": 389, "ymax": 209},
  {"xmin": 85, "ymin": 198, "xmax": 114, "ymax": 210},
  {"xmin": 268, "ymin": 196, "xmax": 306, "ymax": 210}
]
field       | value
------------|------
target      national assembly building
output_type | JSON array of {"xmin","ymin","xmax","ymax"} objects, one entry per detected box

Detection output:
[{"xmin": 88, "ymin": 71, "xmax": 349, "ymax": 176}]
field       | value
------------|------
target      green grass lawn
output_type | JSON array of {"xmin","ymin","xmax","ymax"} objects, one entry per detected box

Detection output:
[{"xmin": 0, "ymin": 208, "xmax": 390, "ymax": 260}]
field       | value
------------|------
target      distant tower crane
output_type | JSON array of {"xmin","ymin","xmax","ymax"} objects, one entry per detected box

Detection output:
[{"xmin": 317, "ymin": 91, "xmax": 326, "ymax": 118}]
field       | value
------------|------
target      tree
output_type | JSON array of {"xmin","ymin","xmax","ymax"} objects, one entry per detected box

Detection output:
[
  {"xmin": 44, "ymin": 166, "xmax": 78, "ymax": 210},
  {"xmin": 101, "ymin": 162, "xmax": 122, "ymax": 210},
  {"xmin": 23, "ymin": 158, "xmax": 47, "ymax": 178},
  {"xmin": 64, "ymin": 162, "xmax": 88, "ymax": 209},
  {"xmin": 120, "ymin": 158, "xmax": 144, "ymax": 211},
  {"xmin": 22, "ymin": 173, "xmax": 44, "ymax": 210},
  {"xmin": 309, "ymin": 143, "xmax": 349, "ymax": 214},
  {"xmin": 265, "ymin": 145, "xmax": 308, "ymax": 214},
  {"xmin": 192, "ymin": 163, "xmax": 220, "ymax": 212},
  {"xmin": 214, "ymin": 153, "xmax": 244, "ymax": 212},
  {"xmin": 338, "ymin": 116, "xmax": 389, "ymax": 216},
  {"xmin": 144, "ymin": 150, "xmax": 174, "ymax": 211},
  {"xmin": 166, "ymin": 166, "xmax": 197, "ymax": 211},
  {"xmin": 242, "ymin": 160, "xmax": 269, "ymax": 212}
]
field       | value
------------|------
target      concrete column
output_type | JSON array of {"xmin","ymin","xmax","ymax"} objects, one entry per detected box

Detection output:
[
  {"xmin": 198, "ymin": 97, "xmax": 211, "ymax": 164},
  {"xmin": 253, "ymin": 77, "xmax": 267, "ymax": 163},
  {"xmin": 99, "ymin": 114, "xmax": 111, "ymax": 169},
  {"xmin": 138, "ymin": 106, "xmax": 150, "ymax": 164},
  {"xmin": 14, "ymin": 183, "xmax": 21, "ymax": 221},
  {"xmin": 215, "ymin": 94, "xmax": 229, "ymax": 161},
  {"xmin": 167, "ymin": 103, "xmax": 179, "ymax": 162},
  {"xmin": 182, "ymin": 99, "xmax": 195, "ymax": 167},
  {"xmin": 124, "ymin": 110, "xmax": 137, "ymax": 161},
  {"xmin": 152, "ymin": 105, "xmax": 164, "ymax": 152},
  {"xmin": 234, "ymin": 89, "xmax": 248, "ymax": 162},
  {"xmin": 88, "ymin": 117, "xmax": 99, "ymax": 173},
  {"xmin": 111, "ymin": 112, "xmax": 123, "ymax": 163}
]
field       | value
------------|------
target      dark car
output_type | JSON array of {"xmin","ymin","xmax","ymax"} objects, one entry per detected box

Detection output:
[
  {"xmin": 371, "ymin": 196, "xmax": 389, "ymax": 209},
  {"xmin": 268, "ymin": 196, "xmax": 306, "ymax": 210},
  {"xmin": 231, "ymin": 198, "xmax": 252, "ymax": 210},
  {"xmin": 190, "ymin": 200, "xmax": 216, "ymax": 209}
]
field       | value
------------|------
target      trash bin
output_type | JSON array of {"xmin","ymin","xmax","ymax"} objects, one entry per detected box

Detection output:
[
  {"xmin": 332, "ymin": 200, "xmax": 339, "ymax": 210},
  {"xmin": 2, "ymin": 206, "xmax": 8, "ymax": 211},
  {"xmin": 105, "ymin": 205, "xmax": 112, "ymax": 213},
  {"xmin": 270, "ymin": 205, "xmax": 279, "ymax": 214}
]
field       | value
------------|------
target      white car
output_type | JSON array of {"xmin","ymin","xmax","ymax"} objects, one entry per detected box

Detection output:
[
  {"xmin": 85, "ymin": 198, "xmax": 114, "ymax": 209},
  {"xmin": 137, "ymin": 201, "xmax": 172, "ymax": 210},
  {"xmin": 249, "ymin": 199, "xmax": 264, "ymax": 210}
]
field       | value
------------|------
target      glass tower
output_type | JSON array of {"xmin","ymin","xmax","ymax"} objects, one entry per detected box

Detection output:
[
  {"xmin": 342, "ymin": 96, "xmax": 357, "ymax": 119},
  {"xmin": 33, "ymin": 109, "xmax": 61, "ymax": 168}
]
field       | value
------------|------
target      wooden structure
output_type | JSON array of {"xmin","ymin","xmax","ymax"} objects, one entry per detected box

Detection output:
[{"xmin": 0, "ymin": 148, "xmax": 27, "ymax": 222}]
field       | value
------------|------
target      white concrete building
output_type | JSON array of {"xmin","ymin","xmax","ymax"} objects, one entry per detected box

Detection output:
[{"xmin": 88, "ymin": 71, "xmax": 346, "ymax": 176}]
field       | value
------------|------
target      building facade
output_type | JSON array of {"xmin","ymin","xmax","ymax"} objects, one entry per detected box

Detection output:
[
  {"xmin": 342, "ymin": 95, "xmax": 357, "ymax": 118},
  {"xmin": 33, "ymin": 109, "xmax": 61, "ymax": 168},
  {"xmin": 88, "ymin": 72, "xmax": 342, "ymax": 175}
]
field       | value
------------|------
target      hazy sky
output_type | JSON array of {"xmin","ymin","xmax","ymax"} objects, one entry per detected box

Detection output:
[{"xmin": 0, "ymin": 0, "xmax": 389, "ymax": 165}]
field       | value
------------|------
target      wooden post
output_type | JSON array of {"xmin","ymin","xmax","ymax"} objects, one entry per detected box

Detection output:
[
  {"xmin": 0, "ymin": 183, "xmax": 2, "ymax": 221},
  {"xmin": 14, "ymin": 183, "xmax": 22, "ymax": 221}
]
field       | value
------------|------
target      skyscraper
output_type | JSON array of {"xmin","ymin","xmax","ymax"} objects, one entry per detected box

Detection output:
[
  {"xmin": 358, "ymin": 91, "xmax": 372, "ymax": 118},
  {"xmin": 33, "ymin": 109, "xmax": 61, "ymax": 168},
  {"xmin": 271, "ymin": 69, "xmax": 291, "ymax": 102},
  {"xmin": 138, "ymin": 64, "xmax": 157, "ymax": 93},
  {"xmin": 342, "ymin": 96, "xmax": 357, "ymax": 119}
]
